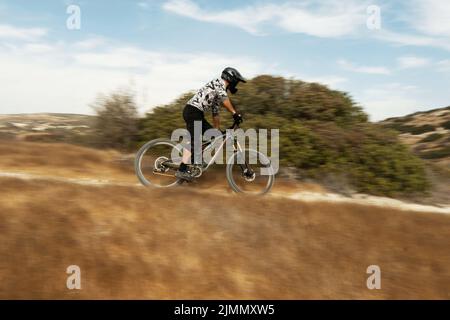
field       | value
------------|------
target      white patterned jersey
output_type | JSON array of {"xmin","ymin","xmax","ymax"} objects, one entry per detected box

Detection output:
[{"xmin": 187, "ymin": 78, "xmax": 228, "ymax": 116}]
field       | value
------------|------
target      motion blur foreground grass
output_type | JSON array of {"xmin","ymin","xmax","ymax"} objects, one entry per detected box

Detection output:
[
  {"xmin": 0, "ymin": 140, "xmax": 449, "ymax": 299},
  {"xmin": 0, "ymin": 177, "xmax": 449, "ymax": 299}
]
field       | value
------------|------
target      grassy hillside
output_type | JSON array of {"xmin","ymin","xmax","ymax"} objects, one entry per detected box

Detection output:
[
  {"xmin": 0, "ymin": 141, "xmax": 449, "ymax": 299},
  {"xmin": 380, "ymin": 106, "xmax": 450, "ymax": 163},
  {"xmin": 0, "ymin": 113, "xmax": 95, "ymax": 143}
]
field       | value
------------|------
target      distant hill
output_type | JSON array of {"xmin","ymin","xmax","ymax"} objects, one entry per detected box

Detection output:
[
  {"xmin": 380, "ymin": 106, "xmax": 450, "ymax": 166},
  {"xmin": 0, "ymin": 113, "xmax": 95, "ymax": 143}
]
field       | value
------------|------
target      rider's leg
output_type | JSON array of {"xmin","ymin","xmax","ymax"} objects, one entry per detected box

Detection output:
[
  {"xmin": 202, "ymin": 117, "xmax": 213, "ymax": 132},
  {"xmin": 180, "ymin": 149, "xmax": 191, "ymax": 171},
  {"xmin": 177, "ymin": 105, "xmax": 203, "ymax": 176}
]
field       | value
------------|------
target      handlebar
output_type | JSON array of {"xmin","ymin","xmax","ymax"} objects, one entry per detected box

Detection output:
[{"xmin": 228, "ymin": 119, "xmax": 242, "ymax": 130}]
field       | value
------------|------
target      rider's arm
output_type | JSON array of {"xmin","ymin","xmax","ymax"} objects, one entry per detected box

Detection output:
[{"xmin": 222, "ymin": 98, "xmax": 237, "ymax": 115}]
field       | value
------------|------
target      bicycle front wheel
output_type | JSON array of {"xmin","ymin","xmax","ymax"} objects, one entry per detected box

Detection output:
[{"xmin": 226, "ymin": 149, "xmax": 275, "ymax": 195}]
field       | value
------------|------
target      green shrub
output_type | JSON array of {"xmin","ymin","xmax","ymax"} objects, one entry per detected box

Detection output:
[
  {"xmin": 409, "ymin": 124, "xmax": 436, "ymax": 135},
  {"xmin": 348, "ymin": 142, "xmax": 428, "ymax": 195},
  {"xmin": 91, "ymin": 91, "xmax": 139, "ymax": 151},
  {"xmin": 440, "ymin": 120, "xmax": 450, "ymax": 130},
  {"xmin": 420, "ymin": 133, "xmax": 444, "ymax": 143},
  {"xmin": 420, "ymin": 146, "xmax": 450, "ymax": 159},
  {"xmin": 384, "ymin": 123, "xmax": 436, "ymax": 135}
]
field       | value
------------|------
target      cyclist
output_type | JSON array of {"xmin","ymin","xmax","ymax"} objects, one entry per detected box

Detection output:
[{"xmin": 175, "ymin": 67, "xmax": 245, "ymax": 181}]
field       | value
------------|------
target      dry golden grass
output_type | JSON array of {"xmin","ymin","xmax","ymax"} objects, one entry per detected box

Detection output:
[
  {"xmin": 0, "ymin": 140, "xmax": 325, "ymax": 192},
  {"xmin": 0, "ymin": 140, "xmax": 134, "ymax": 182},
  {"xmin": 0, "ymin": 177, "xmax": 449, "ymax": 299},
  {"xmin": 0, "ymin": 140, "xmax": 449, "ymax": 299}
]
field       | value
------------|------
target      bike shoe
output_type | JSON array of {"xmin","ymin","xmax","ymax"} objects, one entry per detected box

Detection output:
[{"xmin": 175, "ymin": 170, "xmax": 194, "ymax": 182}]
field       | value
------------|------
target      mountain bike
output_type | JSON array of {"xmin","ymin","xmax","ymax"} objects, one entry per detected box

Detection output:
[{"xmin": 134, "ymin": 120, "xmax": 275, "ymax": 195}]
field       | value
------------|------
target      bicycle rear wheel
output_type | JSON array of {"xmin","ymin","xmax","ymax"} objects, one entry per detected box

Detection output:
[
  {"xmin": 226, "ymin": 149, "xmax": 275, "ymax": 195},
  {"xmin": 135, "ymin": 138, "xmax": 183, "ymax": 187}
]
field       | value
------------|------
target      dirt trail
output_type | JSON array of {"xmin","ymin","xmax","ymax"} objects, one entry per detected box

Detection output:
[{"xmin": 1, "ymin": 170, "xmax": 449, "ymax": 214}]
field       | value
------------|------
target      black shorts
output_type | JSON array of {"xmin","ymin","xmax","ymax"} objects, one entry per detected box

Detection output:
[{"xmin": 183, "ymin": 104, "xmax": 213, "ymax": 163}]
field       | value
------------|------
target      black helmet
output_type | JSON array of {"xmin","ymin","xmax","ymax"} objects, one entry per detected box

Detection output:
[{"xmin": 221, "ymin": 67, "xmax": 246, "ymax": 94}]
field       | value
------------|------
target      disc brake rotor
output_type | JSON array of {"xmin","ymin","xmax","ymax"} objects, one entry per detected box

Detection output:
[
  {"xmin": 190, "ymin": 165, "xmax": 203, "ymax": 178},
  {"xmin": 154, "ymin": 156, "xmax": 169, "ymax": 173},
  {"xmin": 243, "ymin": 169, "xmax": 256, "ymax": 182}
]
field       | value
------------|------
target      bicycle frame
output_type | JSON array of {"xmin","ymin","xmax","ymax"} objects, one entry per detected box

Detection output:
[
  {"xmin": 159, "ymin": 121, "xmax": 249, "ymax": 175},
  {"xmin": 200, "ymin": 130, "xmax": 243, "ymax": 172}
]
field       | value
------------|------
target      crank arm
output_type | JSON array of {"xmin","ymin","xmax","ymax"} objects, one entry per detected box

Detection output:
[{"xmin": 152, "ymin": 171, "xmax": 176, "ymax": 177}]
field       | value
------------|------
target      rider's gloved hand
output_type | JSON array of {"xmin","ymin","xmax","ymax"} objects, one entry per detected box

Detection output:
[{"xmin": 233, "ymin": 112, "xmax": 243, "ymax": 123}]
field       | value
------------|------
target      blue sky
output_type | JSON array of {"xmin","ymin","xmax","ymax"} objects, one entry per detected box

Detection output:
[{"xmin": 0, "ymin": 0, "xmax": 449, "ymax": 120}]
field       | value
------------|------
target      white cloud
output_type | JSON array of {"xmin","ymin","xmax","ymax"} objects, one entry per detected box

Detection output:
[
  {"xmin": 374, "ymin": 29, "xmax": 450, "ymax": 52},
  {"xmin": 162, "ymin": 1, "xmax": 450, "ymax": 52},
  {"xmin": 72, "ymin": 47, "xmax": 160, "ymax": 69},
  {"xmin": 338, "ymin": 59, "xmax": 391, "ymax": 75},
  {"xmin": 0, "ymin": 18, "xmax": 353, "ymax": 115},
  {"xmin": 22, "ymin": 43, "xmax": 56, "ymax": 54},
  {"xmin": 73, "ymin": 36, "xmax": 107, "ymax": 50},
  {"xmin": 397, "ymin": 56, "xmax": 430, "ymax": 69},
  {"xmin": 0, "ymin": 33, "xmax": 435, "ymax": 122},
  {"xmin": 436, "ymin": 59, "xmax": 450, "ymax": 72},
  {"xmin": 163, "ymin": 0, "xmax": 274, "ymax": 35},
  {"xmin": 0, "ymin": 36, "xmax": 264, "ymax": 115},
  {"xmin": 0, "ymin": 24, "xmax": 47, "ymax": 41},
  {"xmin": 363, "ymin": 97, "xmax": 423, "ymax": 121},
  {"xmin": 375, "ymin": 1, "xmax": 450, "ymax": 52},
  {"xmin": 275, "ymin": 1, "xmax": 366, "ymax": 37},
  {"xmin": 1, "ymin": 17, "xmax": 441, "ymax": 121},
  {"xmin": 411, "ymin": 0, "xmax": 450, "ymax": 37},
  {"xmin": 163, "ymin": 0, "xmax": 367, "ymax": 37},
  {"xmin": 358, "ymin": 83, "xmax": 423, "ymax": 121},
  {"xmin": 304, "ymin": 75, "xmax": 348, "ymax": 87}
]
